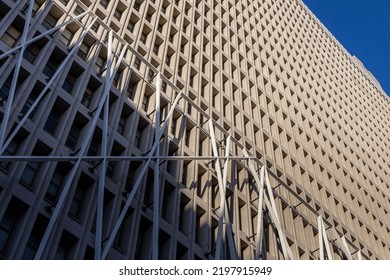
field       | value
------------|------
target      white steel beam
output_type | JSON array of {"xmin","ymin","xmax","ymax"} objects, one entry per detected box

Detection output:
[
  {"xmin": 243, "ymin": 154, "xmax": 295, "ymax": 260},
  {"xmin": 331, "ymin": 228, "xmax": 352, "ymax": 260},
  {"xmin": 1, "ymin": 17, "xmax": 97, "ymax": 155},
  {"xmin": 221, "ymin": 137, "xmax": 237, "ymax": 260},
  {"xmin": 152, "ymin": 73, "xmax": 162, "ymax": 260},
  {"xmin": 318, "ymin": 215, "xmax": 333, "ymax": 260},
  {"xmin": 34, "ymin": 26, "xmax": 126, "ymax": 259},
  {"xmin": 0, "ymin": 0, "xmax": 34, "ymax": 150},
  {"xmin": 0, "ymin": 155, "xmax": 259, "ymax": 162},
  {"xmin": 261, "ymin": 167, "xmax": 295, "ymax": 260},
  {"xmin": 357, "ymin": 250, "xmax": 362, "ymax": 260},
  {"xmin": 94, "ymin": 31, "xmax": 114, "ymax": 260},
  {"xmin": 209, "ymin": 120, "xmax": 236, "ymax": 260},
  {"xmin": 0, "ymin": 11, "xmax": 91, "ymax": 61},
  {"xmin": 243, "ymin": 149, "xmax": 265, "ymax": 260},
  {"xmin": 101, "ymin": 91, "xmax": 182, "ymax": 260}
]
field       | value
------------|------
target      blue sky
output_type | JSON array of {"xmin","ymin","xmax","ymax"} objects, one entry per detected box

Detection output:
[{"xmin": 302, "ymin": 0, "xmax": 390, "ymax": 96}]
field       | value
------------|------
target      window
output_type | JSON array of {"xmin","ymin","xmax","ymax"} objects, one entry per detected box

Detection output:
[
  {"xmin": 68, "ymin": 186, "xmax": 85, "ymax": 218},
  {"xmin": 117, "ymin": 115, "xmax": 126, "ymax": 134},
  {"xmin": 62, "ymin": 71, "xmax": 77, "ymax": 93},
  {"xmin": 100, "ymin": 0, "xmax": 109, "ymax": 8},
  {"xmin": 68, "ymin": 174, "xmax": 92, "ymax": 220},
  {"xmin": 127, "ymin": 21, "xmax": 135, "ymax": 32},
  {"xmin": 113, "ymin": 71, "xmax": 122, "ymax": 88},
  {"xmin": 106, "ymin": 161, "xmax": 115, "ymax": 178},
  {"xmin": 142, "ymin": 95, "xmax": 149, "ymax": 111},
  {"xmin": 162, "ymin": 81, "xmax": 167, "ymax": 92},
  {"xmin": 45, "ymin": 168, "xmax": 64, "ymax": 202},
  {"xmin": 43, "ymin": 51, "xmax": 65, "ymax": 79},
  {"xmin": 77, "ymin": 41, "xmax": 90, "ymax": 60},
  {"xmin": 59, "ymin": 28, "xmax": 74, "ymax": 46},
  {"xmin": 21, "ymin": 1, "xmax": 42, "ymax": 15},
  {"xmin": 0, "ymin": 198, "xmax": 28, "ymax": 255},
  {"xmin": 55, "ymin": 230, "xmax": 77, "ymax": 259},
  {"xmin": 43, "ymin": 106, "xmax": 62, "ymax": 135},
  {"xmin": 147, "ymin": 70, "xmax": 154, "ymax": 82},
  {"xmin": 59, "ymin": 0, "xmax": 69, "ymax": 5},
  {"xmin": 140, "ymin": 33, "xmax": 147, "ymax": 44},
  {"xmin": 91, "ymin": 22, "xmax": 99, "ymax": 32},
  {"xmin": 134, "ymin": 129, "xmax": 141, "ymax": 148},
  {"xmin": 165, "ymin": 55, "xmax": 171, "ymax": 66},
  {"xmin": 1, "ymin": 25, "xmax": 21, "ymax": 47},
  {"xmin": 171, "ymin": 118, "xmax": 177, "ymax": 135},
  {"xmin": 20, "ymin": 162, "xmax": 40, "ymax": 188},
  {"xmin": 177, "ymin": 65, "xmax": 183, "ymax": 76},
  {"xmin": 0, "ymin": 140, "xmax": 18, "ymax": 171},
  {"xmin": 153, "ymin": 44, "xmax": 159, "ymax": 55},
  {"xmin": 185, "ymin": 129, "xmax": 191, "ymax": 146},
  {"xmin": 22, "ymin": 214, "xmax": 48, "ymax": 259},
  {"xmin": 42, "ymin": 12, "xmax": 58, "ymax": 29},
  {"xmin": 87, "ymin": 137, "xmax": 100, "ymax": 156},
  {"xmin": 65, "ymin": 123, "xmax": 81, "ymax": 149},
  {"xmin": 145, "ymin": 13, "xmax": 152, "ymax": 22},
  {"xmin": 20, "ymin": 86, "xmax": 41, "ymax": 118},
  {"xmin": 134, "ymin": 57, "xmax": 141, "ymax": 70},
  {"xmin": 73, "ymin": 5, "xmax": 84, "ymax": 15},
  {"xmin": 81, "ymin": 87, "xmax": 93, "ymax": 108},
  {"xmin": 114, "ymin": 10, "xmax": 122, "ymax": 21},
  {"xmin": 0, "ymin": 79, "xmax": 11, "ymax": 100},
  {"xmin": 95, "ymin": 56, "xmax": 106, "ymax": 74},
  {"xmin": 126, "ymin": 82, "xmax": 137, "ymax": 100},
  {"xmin": 23, "ymin": 42, "xmax": 41, "ymax": 63},
  {"xmin": 178, "ymin": 194, "xmax": 191, "ymax": 234}
]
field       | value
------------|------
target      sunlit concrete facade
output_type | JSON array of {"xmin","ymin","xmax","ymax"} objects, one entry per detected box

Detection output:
[{"xmin": 0, "ymin": 0, "xmax": 389, "ymax": 260}]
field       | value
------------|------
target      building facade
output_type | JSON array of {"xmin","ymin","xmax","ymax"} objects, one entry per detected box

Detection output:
[{"xmin": 0, "ymin": 0, "xmax": 389, "ymax": 260}]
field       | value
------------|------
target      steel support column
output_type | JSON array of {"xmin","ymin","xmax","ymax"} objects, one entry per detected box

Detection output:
[
  {"xmin": 94, "ymin": 30, "xmax": 114, "ymax": 260},
  {"xmin": 152, "ymin": 73, "xmax": 162, "ymax": 260},
  {"xmin": 243, "ymin": 149, "xmax": 265, "ymax": 260},
  {"xmin": 331, "ymin": 228, "xmax": 352, "ymax": 260},
  {"xmin": 318, "ymin": 215, "xmax": 333, "ymax": 260},
  {"xmin": 0, "ymin": 11, "xmax": 91, "ymax": 61},
  {"xmin": 0, "ymin": 0, "xmax": 34, "ymax": 150},
  {"xmin": 1, "ymin": 16, "xmax": 97, "ymax": 155},
  {"xmin": 101, "ymin": 91, "xmax": 182, "ymax": 260},
  {"xmin": 209, "ymin": 120, "xmax": 236, "ymax": 260},
  {"xmin": 244, "ymin": 153, "xmax": 295, "ymax": 260},
  {"xmin": 34, "ymin": 25, "xmax": 126, "ymax": 259}
]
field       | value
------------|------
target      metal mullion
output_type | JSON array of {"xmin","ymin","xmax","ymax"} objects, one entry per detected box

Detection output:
[
  {"xmin": 94, "ymin": 30, "xmax": 113, "ymax": 260},
  {"xmin": 0, "ymin": 155, "xmax": 260, "ymax": 162}
]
